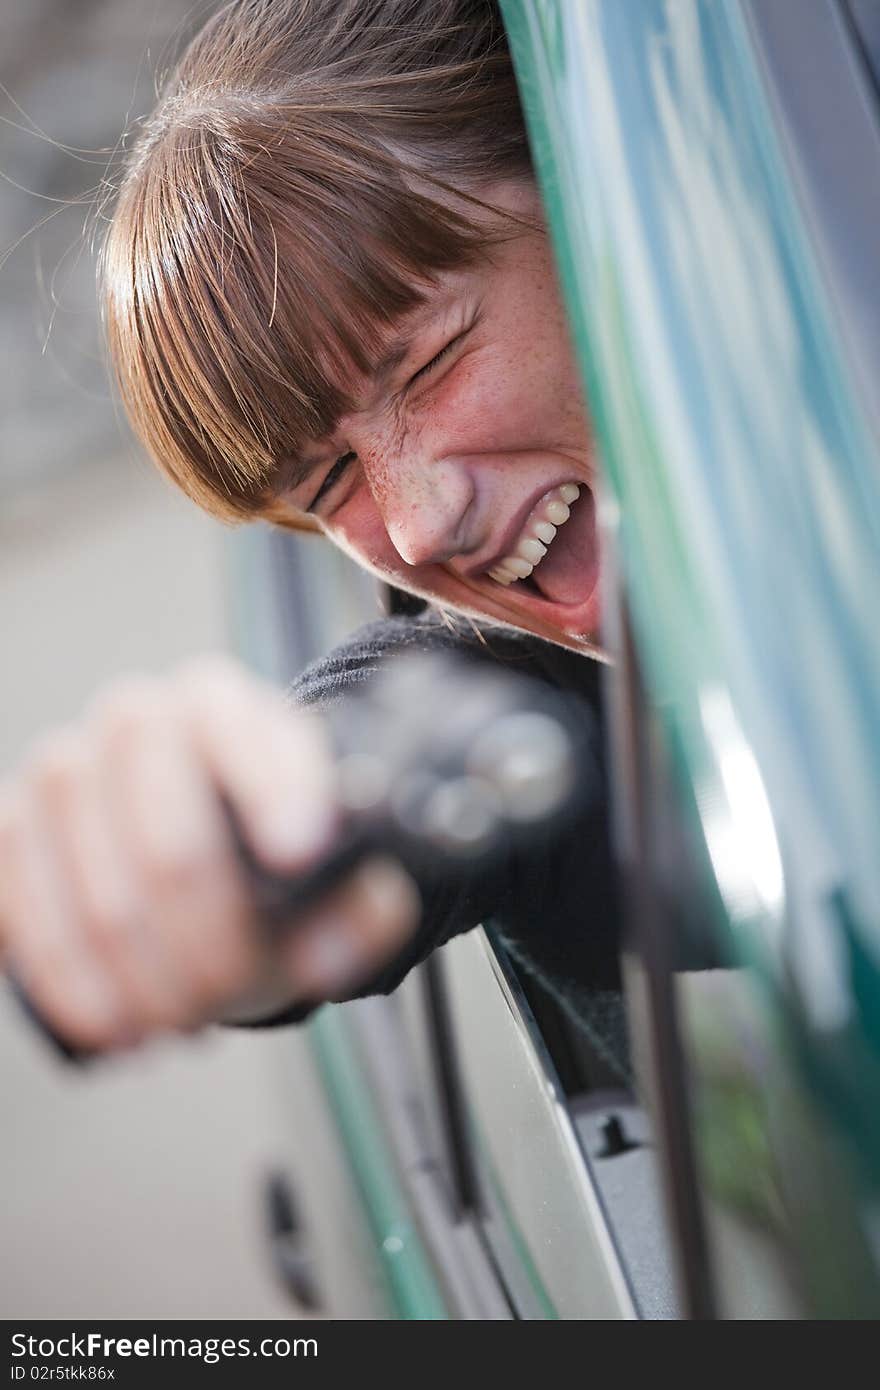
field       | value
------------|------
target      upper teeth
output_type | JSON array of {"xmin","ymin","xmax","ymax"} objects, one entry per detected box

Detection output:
[{"xmin": 487, "ymin": 483, "xmax": 580, "ymax": 586}]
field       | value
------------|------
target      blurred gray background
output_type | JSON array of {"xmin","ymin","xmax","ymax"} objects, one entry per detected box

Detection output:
[{"xmin": 0, "ymin": 0, "xmax": 374, "ymax": 1321}]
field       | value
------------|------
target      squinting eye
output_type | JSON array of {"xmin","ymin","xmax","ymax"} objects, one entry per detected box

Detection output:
[
  {"xmin": 309, "ymin": 451, "xmax": 356, "ymax": 510},
  {"xmin": 407, "ymin": 314, "xmax": 479, "ymax": 390},
  {"xmin": 409, "ymin": 335, "xmax": 461, "ymax": 385}
]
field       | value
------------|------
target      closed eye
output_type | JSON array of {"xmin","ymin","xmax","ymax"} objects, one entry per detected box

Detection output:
[
  {"xmin": 407, "ymin": 324, "xmax": 472, "ymax": 388},
  {"xmin": 308, "ymin": 451, "xmax": 356, "ymax": 511}
]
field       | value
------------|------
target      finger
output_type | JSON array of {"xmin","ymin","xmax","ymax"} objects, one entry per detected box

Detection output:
[
  {"xmin": 38, "ymin": 719, "xmax": 243, "ymax": 1039},
  {"xmin": 92, "ymin": 681, "xmax": 261, "ymax": 1028},
  {"xmin": 175, "ymin": 656, "xmax": 338, "ymax": 872},
  {"xmin": 283, "ymin": 855, "xmax": 421, "ymax": 1002},
  {"xmin": 0, "ymin": 774, "xmax": 127, "ymax": 1051},
  {"xmin": 22, "ymin": 731, "xmax": 155, "ymax": 1043}
]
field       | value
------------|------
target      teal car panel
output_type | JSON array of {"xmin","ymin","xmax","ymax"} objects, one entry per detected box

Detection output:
[{"xmin": 503, "ymin": 0, "xmax": 880, "ymax": 1315}]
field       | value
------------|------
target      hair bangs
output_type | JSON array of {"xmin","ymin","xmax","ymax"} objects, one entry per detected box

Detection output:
[
  {"xmin": 101, "ymin": 0, "xmax": 531, "ymax": 524},
  {"xmin": 103, "ymin": 111, "xmax": 489, "ymax": 521}
]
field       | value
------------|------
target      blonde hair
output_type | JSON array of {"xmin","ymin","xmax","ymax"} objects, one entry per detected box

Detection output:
[{"xmin": 101, "ymin": 0, "xmax": 530, "ymax": 525}]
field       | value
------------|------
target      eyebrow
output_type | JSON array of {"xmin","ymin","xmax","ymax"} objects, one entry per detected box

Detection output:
[
  {"xmin": 282, "ymin": 325, "xmax": 436, "ymax": 496},
  {"xmin": 281, "ymin": 287, "xmax": 463, "ymax": 500},
  {"xmin": 372, "ymin": 333, "xmax": 418, "ymax": 383},
  {"xmin": 370, "ymin": 281, "xmax": 468, "ymax": 385}
]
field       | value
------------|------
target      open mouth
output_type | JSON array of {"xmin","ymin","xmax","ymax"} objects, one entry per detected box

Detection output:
[{"xmin": 485, "ymin": 481, "xmax": 600, "ymax": 629}]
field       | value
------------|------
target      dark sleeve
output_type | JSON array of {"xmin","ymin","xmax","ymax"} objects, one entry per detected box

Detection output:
[{"xmin": 231, "ymin": 611, "xmax": 622, "ymax": 1030}]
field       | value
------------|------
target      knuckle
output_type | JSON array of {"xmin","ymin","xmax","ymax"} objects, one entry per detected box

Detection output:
[
  {"xmin": 81, "ymin": 898, "xmax": 134, "ymax": 957},
  {"xmin": 139, "ymin": 841, "xmax": 209, "ymax": 900},
  {"xmin": 89, "ymin": 677, "xmax": 163, "ymax": 745}
]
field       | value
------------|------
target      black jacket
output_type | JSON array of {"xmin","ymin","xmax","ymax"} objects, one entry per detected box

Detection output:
[{"xmin": 234, "ymin": 610, "xmax": 627, "ymax": 1070}]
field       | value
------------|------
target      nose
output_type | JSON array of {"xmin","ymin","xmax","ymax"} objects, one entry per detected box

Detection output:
[{"xmin": 364, "ymin": 450, "xmax": 477, "ymax": 569}]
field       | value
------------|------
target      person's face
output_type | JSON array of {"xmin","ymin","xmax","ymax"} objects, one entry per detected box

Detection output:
[{"xmin": 276, "ymin": 180, "xmax": 601, "ymax": 653}]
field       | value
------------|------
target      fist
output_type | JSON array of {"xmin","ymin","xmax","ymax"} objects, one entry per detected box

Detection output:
[{"xmin": 0, "ymin": 656, "xmax": 419, "ymax": 1054}]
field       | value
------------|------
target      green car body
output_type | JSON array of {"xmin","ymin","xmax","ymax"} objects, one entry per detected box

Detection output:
[{"xmin": 506, "ymin": 0, "xmax": 880, "ymax": 1318}]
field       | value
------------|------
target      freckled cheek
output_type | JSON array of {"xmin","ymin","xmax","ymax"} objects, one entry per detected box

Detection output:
[
  {"xmin": 447, "ymin": 379, "xmax": 557, "ymax": 469},
  {"xmin": 357, "ymin": 442, "xmax": 396, "ymax": 512},
  {"xmin": 442, "ymin": 367, "xmax": 499, "ymax": 435},
  {"xmin": 326, "ymin": 490, "xmax": 401, "ymax": 573}
]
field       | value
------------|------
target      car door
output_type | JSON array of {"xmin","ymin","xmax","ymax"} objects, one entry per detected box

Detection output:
[{"xmin": 501, "ymin": 0, "xmax": 880, "ymax": 1318}]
